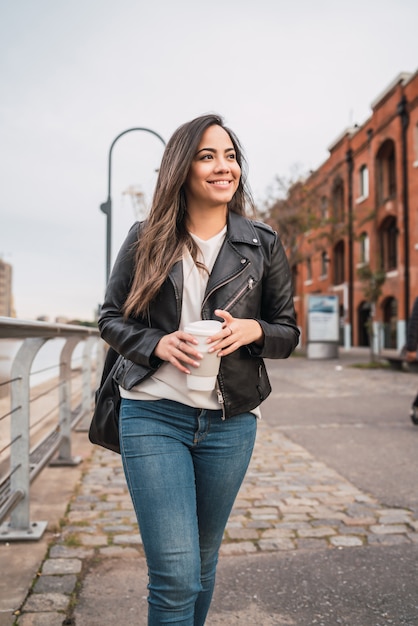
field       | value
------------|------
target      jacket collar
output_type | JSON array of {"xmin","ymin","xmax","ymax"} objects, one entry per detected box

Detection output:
[
  {"xmin": 168, "ymin": 212, "xmax": 260, "ymax": 298},
  {"xmin": 226, "ymin": 211, "xmax": 261, "ymax": 247}
]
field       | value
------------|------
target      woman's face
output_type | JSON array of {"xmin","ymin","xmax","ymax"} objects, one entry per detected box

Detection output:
[{"xmin": 184, "ymin": 124, "xmax": 241, "ymax": 210}]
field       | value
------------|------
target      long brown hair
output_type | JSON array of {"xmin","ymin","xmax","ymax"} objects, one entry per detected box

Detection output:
[{"xmin": 123, "ymin": 113, "xmax": 255, "ymax": 318}]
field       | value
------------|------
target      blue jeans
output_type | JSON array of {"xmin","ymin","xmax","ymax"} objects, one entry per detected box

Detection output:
[{"xmin": 119, "ymin": 398, "xmax": 257, "ymax": 625}]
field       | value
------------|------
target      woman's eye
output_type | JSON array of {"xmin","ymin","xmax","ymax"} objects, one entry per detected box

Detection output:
[{"xmin": 201, "ymin": 154, "xmax": 212, "ymax": 160}]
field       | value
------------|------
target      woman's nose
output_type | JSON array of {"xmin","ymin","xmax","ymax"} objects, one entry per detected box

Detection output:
[{"xmin": 214, "ymin": 157, "xmax": 230, "ymax": 172}]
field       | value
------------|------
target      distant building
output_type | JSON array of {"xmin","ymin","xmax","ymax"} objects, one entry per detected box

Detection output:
[
  {"xmin": 283, "ymin": 71, "xmax": 418, "ymax": 351},
  {"xmin": 0, "ymin": 259, "xmax": 15, "ymax": 317}
]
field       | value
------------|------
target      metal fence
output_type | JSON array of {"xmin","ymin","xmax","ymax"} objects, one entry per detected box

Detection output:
[{"xmin": 0, "ymin": 317, "xmax": 104, "ymax": 541}]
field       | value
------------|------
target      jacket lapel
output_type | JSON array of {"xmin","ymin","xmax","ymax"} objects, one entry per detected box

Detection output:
[{"xmin": 205, "ymin": 212, "xmax": 260, "ymax": 295}]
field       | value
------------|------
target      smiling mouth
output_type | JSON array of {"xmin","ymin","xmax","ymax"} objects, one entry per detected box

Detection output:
[{"xmin": 208, "ymin": 180, "xmax": 231, "ymax": 186}]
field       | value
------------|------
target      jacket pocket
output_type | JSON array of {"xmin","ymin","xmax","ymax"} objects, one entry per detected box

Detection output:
[
  {"xmin": 114, "ymin": 358, "xmax": 154, "ymax": 390},
  {"xmin": 256, "ymin": 361, "xmax": 271, "ymax": 402}
]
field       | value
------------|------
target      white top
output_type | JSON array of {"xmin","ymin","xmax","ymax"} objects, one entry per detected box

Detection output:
[{"xmin": 120, "ymin": 228, "xmax": 226, "ymax": 409}]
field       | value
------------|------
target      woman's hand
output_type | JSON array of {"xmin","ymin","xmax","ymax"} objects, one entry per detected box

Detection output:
[
  {"xmin": 154, "ymin": 331, "xmax": 202, "ymax": 374},
  {"xmin": 208, "ymin": 309, "xmax": 264, "ymax": 357}
]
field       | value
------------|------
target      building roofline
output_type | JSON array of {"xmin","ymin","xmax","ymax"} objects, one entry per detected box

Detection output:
[
  {"xmin": 370, "ymin": 72, "xmax": 413, "ymax": 110},
  {"xmin": 327, "ymin": 126, "xmax": 358, "ymax": 153}
]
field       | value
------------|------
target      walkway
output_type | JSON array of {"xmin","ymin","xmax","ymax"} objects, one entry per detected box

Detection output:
[{"xmin": 4, "ymin": 349, "xmax": 418, "ymax": 625}]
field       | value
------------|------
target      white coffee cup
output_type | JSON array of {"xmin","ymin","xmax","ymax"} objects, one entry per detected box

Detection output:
[{"xmin": 184, "ymin": 320, "xmax": 222, "ymax": 391}]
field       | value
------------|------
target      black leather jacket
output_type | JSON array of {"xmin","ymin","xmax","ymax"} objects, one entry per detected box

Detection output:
[{"xmin": 98, "ymin": 211, "xmax": 300, "ymax": 419}]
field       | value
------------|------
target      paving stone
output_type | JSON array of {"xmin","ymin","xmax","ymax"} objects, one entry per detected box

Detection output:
[
  {"xmin": 33, "ymin": 574, "xmax": 77, "ymax": 595},
  {"xmin": 330, "ymin": 535, "xmax": 363, "ymax": 547},
  {"xmin": 273, "ymin": 521, "xmax": 311, "ymax": 530},
  {"xmin": 219, "ymin": 541, "xmax": 258, "ymax": 555},
  {"xmin": 296, "ymin": 538, "xmax": 329, "ymax": 550},
  {"xmin": 67, "ymin": 502, "xmax": 92, "ymax": 511},
  {"xmin": 260, "ymin": 528, "xmax": 295, "ymax": 539},
  {"xmin": 245, "ymin": 520, "xmax": 272, "ymax": 529},
  {"xmin": 113, "ymin": 533, "xmax": 143, "ymax": 545},
  {"xmin": 48, "ymin": 545, "xmax": 93, "ymax": 559},
  {"xmin": 23, "ymin": 592, "xmax": 69, "ymax": 612},
  {"xmin": 78, "ymin": 534, "xmax": 108, "ymax": 547},
  {"xmin": 94, "ymin": 502, "xmax": 116, "ymax": 511},
  {"xmin": 18, "ymin": 612, "xmax": 66, "ymax": 626},
  {"xmin": 367, "ymin": 533, "xmax": 411, "ymax": 546},
  {"xmin": 74, "ymin": 495, "xmax": 99, "ymax": 503},
  {"xmin": 226, "ymin": 528, "xmax": 260, "ymax": 540},
  {"xmin": 67, "ymin": 510, "xmax": 99, "ymax": 522},
  {"xmin": 378, "ymin": 513, "xmax": 413, "ymax": 524},
  {"xmin": 102, "ymin": 524, "xmax": 136, "ymax": 533},
  {"xmin": 250, "ymin": 513, "xmax": 278, "ymax": 520},
  {"xmin": 338, "ymin": 526, "xmax": 367, "ymax": 535},
  {"xmin": 369, "ymin": 524, "xmax": 409, "ymax": 535},
  {"xmin": 284, "ymin": 497, "xmax": 320, "ymax": 507},
  {"xmin": 42, "ymin": 558, "xmax": 82, "ymax": 575},
  {"xmin": 99, "ymin": 546, "xmax": 140, "ymax": 558},
  {"xmin": 342, "ymin": 516, "xmax": 376, "ymax": 526},
  {"xmin": 297, "ymin": 526, "xmax": 336, "ymax": 538},
  {"xmin": 62, "ymin": 525, "xmax": 96, "ymax": 534},
  {"xmin": 258, "ymin": 538, "xmax": 295, "ymax": 551},
  {"xmin": 311, "ymin": 519, "xmax": 342, "ymax": 528}
]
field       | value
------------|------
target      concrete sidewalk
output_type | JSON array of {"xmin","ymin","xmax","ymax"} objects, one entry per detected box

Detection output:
[{"xmin": 2, "ymin": 349, "xmax": 418, "ymax": 625}]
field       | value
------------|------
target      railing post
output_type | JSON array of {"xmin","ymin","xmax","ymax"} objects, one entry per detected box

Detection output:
[
  {"xmin": 95, "ymin": 340, "xmax": 106, "ymax": 388},
  {"xmin": 3, "ymin": 337, "xmax": 48, "ymax": 539},
  {"xmin": 81, "ymin": 336, "xmax": 97, "ymax": 417},
  {"xmin": 50, "ymin": 337, "xmax": 82, "ymax": 466}
]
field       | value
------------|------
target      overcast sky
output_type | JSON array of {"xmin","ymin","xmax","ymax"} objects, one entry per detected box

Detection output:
[{"xmin": 1, "ymin": 0, "xmax": 417, "ymax": 321}]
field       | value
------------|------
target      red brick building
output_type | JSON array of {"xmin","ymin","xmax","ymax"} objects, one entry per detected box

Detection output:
[{"xmin": 290, "ymin": 71, "xmax": 418, "ymax": 351}]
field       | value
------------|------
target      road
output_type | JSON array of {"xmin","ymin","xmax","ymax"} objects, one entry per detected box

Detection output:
[{"xmin": 264, "ymin": 351, "xmax": 418, "ymax": 515}]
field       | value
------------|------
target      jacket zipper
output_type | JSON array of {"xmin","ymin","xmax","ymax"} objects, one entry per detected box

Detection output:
[
  {"xmin": 216, "ymin": 383, "xmax": 226, "ymax": 420},
  {"xmin": 201, "ymin": 262, "xmax": 250, "ymax": 310},
  {"xmin": 206, "ymin": 271, "xmax": 254, "ymax": 420},
  {"xmin": 223, "ymin": 277, "xmax": 254, "ymax": 312}
]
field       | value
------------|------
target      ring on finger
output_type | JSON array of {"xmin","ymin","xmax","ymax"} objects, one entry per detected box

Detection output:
[{"xmin": 176, "ymin": 340, "xmax": 182, "ymax": 349}]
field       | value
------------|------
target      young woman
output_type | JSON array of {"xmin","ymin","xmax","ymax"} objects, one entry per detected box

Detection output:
[{"xmin": 98, "ymin": 113, "xmax": 299, "ymax": 625}]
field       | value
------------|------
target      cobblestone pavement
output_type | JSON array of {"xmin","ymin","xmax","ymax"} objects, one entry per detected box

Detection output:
[{"xmin": 14, "ymin": 354, "xmax": 418, "ymax": 624}]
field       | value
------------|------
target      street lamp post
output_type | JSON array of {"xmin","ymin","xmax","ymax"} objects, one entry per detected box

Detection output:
[{"xmin": 100, "ymin": 127, "xmax": 166, "ymax": 285}]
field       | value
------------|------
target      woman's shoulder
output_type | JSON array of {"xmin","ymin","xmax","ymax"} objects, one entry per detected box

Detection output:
[
  {"xmin": 251, "ymin": 219, "xmax": 276, "ymax": 236},
  {"xmin": 231, "ymin": 212, "xmax": 276, "ymax": 236}
]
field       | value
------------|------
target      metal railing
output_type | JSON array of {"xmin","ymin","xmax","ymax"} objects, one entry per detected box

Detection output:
[{"xmin": 0, "ymin": 317, "xmax": 105, "ymax": 540}]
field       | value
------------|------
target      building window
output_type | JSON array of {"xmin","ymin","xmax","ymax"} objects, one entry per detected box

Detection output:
[
  {"xmin": 359, "ymin": 231, "xmax": 370, "ymax": 264},
  {"xmin": 359, "ymin": 165, "xmax": 369, "ymax": 199},
  {"xmin": 333, "ymin": 240, "xmax": 345, "ymax": 285},
  {"xmin": 306, "ymin": 257, "xmax": 312, "ymax": 282},
  {"xmin": 332, "ymin": 178, "xmax": 344, "ymax": 223},
  {"xmin": 320, "ymin": 196, "xmax": 329, "ymax": 220},
  {"xmin": 376, "ymin": 139, "xmax": 396, "ymax": 204},
  {"xmin": 321, "ymin": 251, "xmax": 329, "ymax": 277},
  {"xmin": 379, "ymin": 216, "xmax": 397, "ymax": 271}
]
